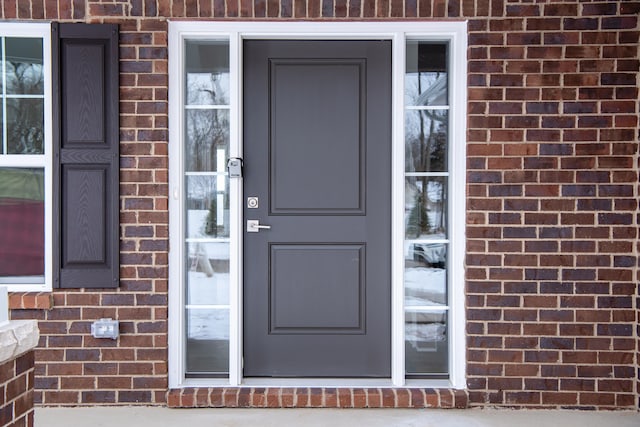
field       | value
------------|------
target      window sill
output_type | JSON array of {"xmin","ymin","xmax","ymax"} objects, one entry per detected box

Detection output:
[
  {"xmin": 9, "ymin": 292, "xmax": 53, "ymax": 310},
  {"xmin": 0, "ymin": 320, "xmax": 39, "ymax": 363},
  {"xmin": 167, "ymin": 387, "xmax": 469, "ymax": 408}
]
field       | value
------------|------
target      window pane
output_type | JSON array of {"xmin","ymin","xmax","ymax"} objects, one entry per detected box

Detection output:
[
  {"xmin": 185, "ymin": 239, "xmax": 230, "ymax": 376},
  {"xmin": 405, "ymin": 310, "xmax": 448, "ymax": 375},
  {"xmin": 185, "ymin": 41, "xmax": 229, "ymax": 105},
  {"xmin": 185, "ymin": 109, "xmax": 229, "ymax": 172},
  {"xmin": 186, "ymin": 307, "xmax": 229, "ymax": 374},
  {"xmin": 186, "ymin": 241, "xmax": 229, "ymax": 306},
  {"xmin": 186, "ymin": 175, "xmax": 229, "ymax": 239},
  {"xmin": 0, "ymin": 168, "xmax": 44, "ymax": 283},
  {"xmin": 405, "ymin": 243, "xmax": 447, "ymax": 307},
  {"xmin": 405, "ymin": 42, "xmax": 447, "ymax": 106},
  {"xmin": 405, "ymin": 110, "xmax": 447, "ymax": 173},
  {"xmin": 405, "ymin": 176, "xmax": 447, "ymax": 239},
  {"xmin": 6, "ymin": 98, "xmax": 44, "ymax": 154},
  {"xmin": 186, "ymin": 242, "xmax": 229, "ymax": 306},
  {"xmin": 4, "ymin": 37, "xmax": 44, "ymax": 95}
]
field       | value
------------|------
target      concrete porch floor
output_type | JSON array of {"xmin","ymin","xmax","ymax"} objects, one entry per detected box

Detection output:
[{"xmin": 36, "ymin": 407, "xmax": 640, "ymax": 427}]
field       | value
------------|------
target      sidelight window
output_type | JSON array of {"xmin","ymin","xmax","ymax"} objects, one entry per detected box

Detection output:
[
  {"xmin": 404, "ymin": 42, "xmax": 450, "ymax": 378},
  {"xmin": 182, "ymin": 40, "xmax": 231, "ymax": 376}
]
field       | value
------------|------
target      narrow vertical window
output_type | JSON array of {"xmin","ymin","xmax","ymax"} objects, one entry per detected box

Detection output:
[
  {"xmin": 0, "ymin": 34, "xmax": 47, "ymax": 287},
  {"xmin": 183, "ymin": 40, "xmax": 231, "ymax": 376},
  {"xmin": 404, "ymin": 41, "xmax": 449, "ymax": 378}
]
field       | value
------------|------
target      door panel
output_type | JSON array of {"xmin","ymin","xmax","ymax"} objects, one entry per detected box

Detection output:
[
  {"xmin": 270, "ymin": 59, "xmax": 365, "ymax": 214},
  {"xmin": 270, "ymin": 244, "xmax": 365, "ymax": 334},
  {"xmin": 243, "ymin": 40, "xmax": 391, "ymax": 377}
]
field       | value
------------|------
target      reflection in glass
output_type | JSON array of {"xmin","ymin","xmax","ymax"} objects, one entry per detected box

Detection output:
[
  {"xmin": 185, "ymin": 109, "xmax": 229, "ymax": 172},
  {"xmin": 4, "ymin": 37, "xmax": 44, "ymax": 95},
  {"xmin": 185, "ymin": 41, "xmax": 229, "ymax": 105},
  {"xmin": 0, "ymin": 168, "xmax": 44, "ymax": 283},
  {"xmin": 405, "ymin": 243, "xmax": 447, "ymax": 307},
  {"xmin": 6, "ymin": 98, "xmax": 44, "ymax": 154},
  {"xmin": 405, "ymin": 73, "xmax": 448, "ymax": 106},
  {"xmin": 186, "ymin": 242, "xmax": 229, "ymax": 306},
  {"xmin": 186, "ymin": 175, "xmax": 229, "ymax": 239},
  {"xmin": 405, "ymin": 110, "xmax": 447, "ymax": 173},
  {"xmin": 187, "ymin": 73, "xmax": 229, "ymax": 106},
  {"xmin": 405, "ymin": 310, "xmax": 448, "ymax": 375},
  {"xmin": 405, "ymin": 42, "xmax": 447, "ymax": 106},
  {"xmin": 405, "ymin": 176, "xmax": 447, "ymax": 239},
  {"xmin": 186, "ymin": 308, "xmax": 229, "ymax": 374}
]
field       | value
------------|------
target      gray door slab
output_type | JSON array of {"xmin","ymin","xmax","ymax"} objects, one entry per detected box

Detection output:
[{"xmin": 243, "ymin": 40, "xmax": 391, "ymax": 377}]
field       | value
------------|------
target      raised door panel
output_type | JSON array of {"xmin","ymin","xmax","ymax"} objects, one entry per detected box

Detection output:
[{"xmin": 270, "ymin": 60, "xmax": 365, "ymax": 215}]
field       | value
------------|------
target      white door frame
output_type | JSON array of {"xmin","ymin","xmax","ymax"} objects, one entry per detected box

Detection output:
[{"xmin": 168, "ymin": 21, "xmax": 467, "ymax": 390}]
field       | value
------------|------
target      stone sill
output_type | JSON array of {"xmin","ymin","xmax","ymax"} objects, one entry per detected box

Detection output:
[
  {"xmin": 0, "ymin": 320, "xmax": 40, "ymax": 364},
  {"xmin": 9, "ymin": 292, "xmax": 53, "ymax": 310}
]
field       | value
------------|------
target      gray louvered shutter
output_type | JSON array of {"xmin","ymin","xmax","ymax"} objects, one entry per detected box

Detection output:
[{"xmin": 52, "ymin": 23, "xmax": 120, "ymax": 288}]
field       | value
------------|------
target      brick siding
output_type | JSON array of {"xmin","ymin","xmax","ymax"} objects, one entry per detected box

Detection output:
[
  {"xmin": 3, "ymin": 0, "xmax": 639, "ymax": 409},
  {"xmin": 0, "ymin": 351, "xmax": 36, "ymax": 426},
  {"xmin": 465, "ymin": 1, "xmax": 639, "ymax": 409}
]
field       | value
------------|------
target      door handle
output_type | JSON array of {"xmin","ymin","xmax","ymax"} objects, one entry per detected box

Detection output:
[{"xmin": 247, "ymin": 220, "xmax": 271, "ymax": 233}]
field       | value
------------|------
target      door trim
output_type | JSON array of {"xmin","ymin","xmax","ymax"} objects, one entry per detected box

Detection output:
[{"xmin": 168, "ymin": 21, "xmax": 467, "ymax": 390}]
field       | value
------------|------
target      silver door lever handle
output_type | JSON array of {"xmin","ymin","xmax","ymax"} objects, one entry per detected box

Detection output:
[{"xmin": 247, "ymin": 220, "xmax": 271, "ymax": 232}]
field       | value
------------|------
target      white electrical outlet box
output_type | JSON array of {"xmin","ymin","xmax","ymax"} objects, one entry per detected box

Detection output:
[{"xmin": 91, "ymin": 318, "xmax": 119, "ymax": 340}]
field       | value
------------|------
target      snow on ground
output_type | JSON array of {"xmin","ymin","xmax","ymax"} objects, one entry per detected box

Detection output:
[
  {"xmin": 404, "ymin": 267, "xmax": 446, "ymax": 306},
  {"xmin": 187, "ymin": 307, "xmax": 229, "ymax": 340},
  {"xmin": 186, "ymin": 271, "xmax": 230, "ymax": 340}
]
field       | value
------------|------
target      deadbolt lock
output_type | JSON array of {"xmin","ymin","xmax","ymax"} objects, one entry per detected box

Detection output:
[{"xmin": 247, "ymin": 197, "xmax": 259, "ymax": 209}]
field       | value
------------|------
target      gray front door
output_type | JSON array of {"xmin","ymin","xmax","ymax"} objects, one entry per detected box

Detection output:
[{"xmin": 243, "ymin": 40, "xmax": 391, "ymax": 377}]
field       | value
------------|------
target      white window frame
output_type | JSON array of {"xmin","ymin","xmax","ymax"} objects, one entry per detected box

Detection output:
[
  {"xmin": 0, "ymin": 23, "xmax": 53, "ymax": 292},
  {"xmin": 168, "ymin": 21, "xmax": 467, "ymax": 390}
]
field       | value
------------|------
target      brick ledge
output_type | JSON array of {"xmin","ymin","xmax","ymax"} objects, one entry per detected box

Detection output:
[
  {"xmin": 9, "ymin": 292, "xmax": 53, "ymax": 310},
  {"xmin": 167, "ymin": 387, "xmax": 468, "ymax": 408}
]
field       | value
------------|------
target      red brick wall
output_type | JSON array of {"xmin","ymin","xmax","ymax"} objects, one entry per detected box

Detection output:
[
  {"xmin": 4, "ymin": 0, "xmax": 639, "ymax": 409},
  {"xmin": 465, "ymin": 2, "xmax": 639, "ymax": 409},
  {"xmin": 0, "ymin": 351, "xmax": 35, "ymax": 426}
]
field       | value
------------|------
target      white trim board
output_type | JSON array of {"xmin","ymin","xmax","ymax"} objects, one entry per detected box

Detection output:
[{"xmin": 168, "ymin": 21, "xmax": 467, "ymax": 390}]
